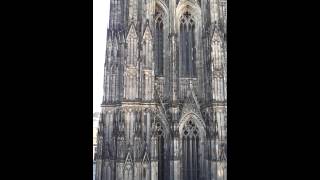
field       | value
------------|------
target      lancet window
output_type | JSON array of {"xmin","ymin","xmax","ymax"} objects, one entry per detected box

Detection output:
[
  {"xmin": 154, "ymin": 121, "xmax": 165, "ymax": 180},
  {"xmin": 179, "ymin": 11, "xmax": 197, "ymax": 77},
  {"xmin": 155, "ymin": 10, "xmax": 164, "ymax": 76},
  {"xmin": 182, "ymin": 119, "xmax": 200, "ymax": 180}
]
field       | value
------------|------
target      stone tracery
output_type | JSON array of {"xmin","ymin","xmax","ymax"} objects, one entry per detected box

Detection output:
[{"xmin": 96, "ymin": 0, "xmax": 227, "ymax": 180}]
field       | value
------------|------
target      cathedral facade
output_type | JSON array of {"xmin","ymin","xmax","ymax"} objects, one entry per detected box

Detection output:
[{"xmin": 95, "ymin": 0, "xmax": 227, "ymax": 180}]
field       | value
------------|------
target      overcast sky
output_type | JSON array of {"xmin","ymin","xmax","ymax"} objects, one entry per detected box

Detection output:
[{"xmin": 93, "ymin": 0, "xmax": 109, "ymax": 113}]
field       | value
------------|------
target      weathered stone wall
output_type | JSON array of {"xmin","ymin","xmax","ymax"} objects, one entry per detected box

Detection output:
[{"xmin": 96, "ymin": 0, "xmax": 227, "ymax": 180}]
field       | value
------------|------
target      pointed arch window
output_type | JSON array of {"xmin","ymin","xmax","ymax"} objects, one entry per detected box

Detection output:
[
  {"xmin": 155, "ymin": 12, "xmax": 164, "ymax": 76},
  {"xmin": 180, "ymin": 11, "xmax": 197, "ymax": 77},
  {"xmin": 152, "ymin": 119, "xmax": 168, "ymax": 180},
  {"xmin": 155, "ymin": 121, "xmax": 165, "ymax": 180},
  {"xmin": 182, "ymin": 119, "xmax": 200, "ymax": 180},
  {"xmin": 143, "ymin": 168, "xmax": 146, "ymax": 178}
]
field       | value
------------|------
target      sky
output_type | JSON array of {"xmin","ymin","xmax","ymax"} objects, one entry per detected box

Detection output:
[{"xmin": 93, "ymin": 0, "xmax": 110, "ymax": 113}]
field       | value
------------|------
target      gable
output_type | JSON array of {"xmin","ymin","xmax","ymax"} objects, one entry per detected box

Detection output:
[{"xmin": 126, "ymin": 23, "xmax": 138, "ymax": 40}]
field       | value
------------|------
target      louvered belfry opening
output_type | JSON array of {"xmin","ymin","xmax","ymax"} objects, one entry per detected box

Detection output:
[
  {"xmin": 182, "ymin": 119, "xmax": 200, "ymax": 180},
  {"xmin": 180, "ymin": 11, "xmax": 197, "ymax": 78}
]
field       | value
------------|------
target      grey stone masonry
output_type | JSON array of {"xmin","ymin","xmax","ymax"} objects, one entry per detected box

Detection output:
[{"xmin": 96, "ymin": 0, "xmax": 227, "ymax": 180}]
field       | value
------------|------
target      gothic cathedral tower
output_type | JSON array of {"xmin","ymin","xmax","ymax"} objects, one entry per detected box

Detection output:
[{"xmin": 95, "ymin": 0, "xmax": 227, "ymax": 180}]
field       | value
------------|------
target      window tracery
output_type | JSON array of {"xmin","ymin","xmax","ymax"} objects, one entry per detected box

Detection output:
[
  {"xmin": 182, "ymin": 119, "xmax": 199, "ymax": 137},
  {"xmin": 155, "ymin": 9, "xmax": 164, "ymax": 76},
  {"xmin": 182, "ymin": 119, "xmax": 200, "ymax": 180},
  {"xmin": 152, "ymin": 118, "xmax": 166, "ymax": 180},
  {"xmin": 180, "ymin": 11, "xmax": 197, "ymax": 77}
]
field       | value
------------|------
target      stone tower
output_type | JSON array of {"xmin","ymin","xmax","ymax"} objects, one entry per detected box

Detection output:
[{"xmin": 95, "ymin": 0, "xmax": 227, "ymax": 180}]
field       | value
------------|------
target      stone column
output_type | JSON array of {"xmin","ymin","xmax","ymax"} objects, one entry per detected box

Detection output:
[
  {"xmin": 143, "ymin": 163, "xmax": 151, "ymax": 180},
  {"xmin": 199, "ymin": 138, "xmax": 206, "ymax": 180},
  {"xmin": 151, "ymin": 161, "xmax": 158, "ymax": 180},
  {"xmin": 173, "ymin": 159, "xmax": 181, "ymax": 180},
  {"xmin": 106, "ymin": 161, "xmax": 113, "ymax": 180},
  {"xmin": 96, "ymin": 160, "xmax": 102, "ymax": 180},
  {"xmin": 172, "ymin": 128, "xmax": 180, "ymax": 180},
  {"xmin": 134, "ymin": 163, "xmax": 141, "ymax": 180},
  {"xmin": 210, "ymin": 160, "xmax": 217, "ymax": 180},
  {"xmin": 210, "ymin": 0, "xmax": 221, "ymax": 24},
  {"xmin": 217, "ymin": 162, "xmax": 225, "ymax": 180},
  {"xmin": 168, "ymin": 0, "xmax": 178, "ymax": 102},
  {"xmin": 146, "ymin": 111, "xmax": 151, "ymax": 147},
  {"xmin": 116, "ymin": 163, "xmax": 124, "ymax": 180}
]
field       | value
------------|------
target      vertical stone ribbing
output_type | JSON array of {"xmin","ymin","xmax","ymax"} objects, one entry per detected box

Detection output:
[{"xmin": 97, "ymin": 1, "xmax": 227, "ymax": 180}]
